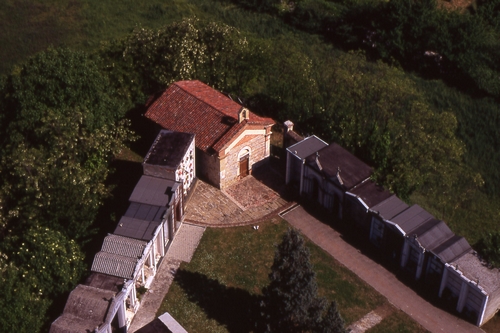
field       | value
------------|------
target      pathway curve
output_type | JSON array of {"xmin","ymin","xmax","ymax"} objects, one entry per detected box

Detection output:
[
  {"xmin": 128, "ymin": 223, "xmax": 205, "ymax": 333},
  {"xmin": 281, "ymin": 205, "xmax": 484, "ymax": 333}
]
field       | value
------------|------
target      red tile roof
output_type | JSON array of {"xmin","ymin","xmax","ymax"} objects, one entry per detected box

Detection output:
[{"xmin": 145, "ymin": 80, "xmax": 274, "ymax": 153}]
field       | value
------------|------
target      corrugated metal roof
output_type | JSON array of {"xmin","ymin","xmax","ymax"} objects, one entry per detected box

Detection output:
[
  {"xmin": 305, "ymin": 143, "xmax": 373, "ymax": 190},
  {"xmin": 125, "ymin": 202, "xmax": 166, "ymax": 223},
  {"xmin": 91, "ymin": 251, "xmax": 140, "ymax": 279},
  {"xmin": 101, "ymin": 234, "xmax": 147, "ymax": 259},
  {"xmin": 144, "ymin": 130, "xmax": 194, "ymax": 168},
  {"xmin": 433, "ymin": 235, "xmax": 472, "ymax": 263},
  {"xmin": 129, "ymin": 175, "xmax": 177, "ymax": 207},
  {"xmin": 114, "ymin": 216, "xmax": 160, "ymax": 241},
  {"xmin": 370, "ymin": 195, "xmax": 409, "ymax": 221},
  {"xmin": 391, "ymin": 204, "xmax": 434, "ymax": 235},
  {"xmin": 348, "ymin": 180, "xmax": 393, "ymax": 209},
  {"xmin": 287, "ymin": 135, "xmax": 328, "ymax": 159}
]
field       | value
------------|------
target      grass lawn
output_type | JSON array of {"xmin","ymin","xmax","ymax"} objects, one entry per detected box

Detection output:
[{"xmin": 157, "ymin": 218, "xmax": 428, "ymax": 333}]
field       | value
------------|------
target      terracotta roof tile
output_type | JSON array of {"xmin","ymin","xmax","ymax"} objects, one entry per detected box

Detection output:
[{"xmin": 145, "ymin": 80, "xmax": 273, "ymax": 153}]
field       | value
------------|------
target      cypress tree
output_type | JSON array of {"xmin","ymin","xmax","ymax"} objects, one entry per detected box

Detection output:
[
  {"xmin": 261, "ymin": 228, "xmax": 346, "ymax": 333},
  {"xmin": 320, "ymin": 301, "xmax": 348, "ymax": 333}
]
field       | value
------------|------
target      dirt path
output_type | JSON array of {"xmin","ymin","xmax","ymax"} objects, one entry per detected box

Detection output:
[{"xmin": 281, "ymin": 205, "xmax": 484, "ymax": 333}]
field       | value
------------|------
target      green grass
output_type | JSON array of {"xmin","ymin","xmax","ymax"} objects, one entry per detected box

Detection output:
[
  {"xmin": 367, "ymin": 310, "xmax": 430, "ymax": 333},
  {"xmin": 157, "ymin": 219, "xmax": 426, "ymax": 332}
]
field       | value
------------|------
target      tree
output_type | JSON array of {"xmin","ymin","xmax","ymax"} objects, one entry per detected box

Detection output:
[
  {"xmin": 476, "ymin": 231, "xmax": 500, "ymax": 268},
  {"xmin": 0, "ymin": 47, "xmax": 126, "ymax": 142},
  {"xmin": 0, "ymin": 108, "xmax": 134, "ymax": 243},
  {"xmin": 261, "ymin": 228, "xmax": 346, "ymax": 332},
  {"xmin": 307, "ymin": 51, "xmax": 483, "ymax": 200},
  {"xmin": 0, "ymin": 259, "xmax": 50, "ymax": 333},
  {"xmin": 320, "ymin": 301, "xmax": 347, "ymax": 333},
  {"xmin": 120, "ymin": 18, "xmax": 254, "ymax": 95}
]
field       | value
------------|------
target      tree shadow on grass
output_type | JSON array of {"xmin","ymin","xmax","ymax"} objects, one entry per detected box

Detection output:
[{"xmin": 174, "ymin": 269, "xmax": 264, "ymax": 333}]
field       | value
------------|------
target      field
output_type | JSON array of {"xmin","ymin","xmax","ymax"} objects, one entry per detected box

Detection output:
[{"xmin": 156, "ymin": 220, "xmax": 428, "ymax": 333}]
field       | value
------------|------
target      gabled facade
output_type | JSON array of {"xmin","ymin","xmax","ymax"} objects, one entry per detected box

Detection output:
[
  {"xmin": 145, "ymin": 80, "xmax": 274, "ymax": 189},
  {"xmin": 285, "ymin": 135, "xmax": 328, "ymax": 189},
  {"xmin": 344, "ymin": 179, "xmax": 393, "ymax": 235},
  {"xmin": 298, "ymin": 143, "xmax": 373, "ymax": 220}
]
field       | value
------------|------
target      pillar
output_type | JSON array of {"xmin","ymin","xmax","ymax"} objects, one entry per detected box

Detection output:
[
  {"xmin": 415, "ymin": 251, "xmax": 425, "ymax": 280},
  {"xmin": 117, "ymin": 300, "xmax": 127, "ymax": 329},
  {"xmin": 400, "ymin": 238, "xmax": 410, "ymax": 268},
  {"xmin": 457, "ymin": 281, "xmax": 469, "ymax": 313},
  {"xmin": 439, "ymin": 266, "xmax": 450, "ymax": 297}
]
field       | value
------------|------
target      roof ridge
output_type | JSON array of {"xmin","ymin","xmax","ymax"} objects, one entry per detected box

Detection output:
[{"xmin": 174, "ymin": 81, "xmax": 241, "ymax": 120}]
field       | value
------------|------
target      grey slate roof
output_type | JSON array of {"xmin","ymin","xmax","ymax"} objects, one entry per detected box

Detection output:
[
  {"xmin": 370, "ymin": 195, "xmax": 410, "ymax": 221},
  {"xmin": 130, "ymin": 175, "xmax": 178, "ymax": 207},
  {"xmin": 391, "ymin": 204, "xmax": 434, "ymax": 235},
  {"xmin": 101, "ymin": 234, "xmax": 147, "ymax": 259},
  {"xmin": 91, "ymin": 251, "xmax": 141, "ymax": 279},
  {"xmin": 287, "ymin": 135, "xmax": 328, "ymax": 159},
  {"xmin": 305, "ymin": 143, "xmax": 373, "ymax": 190},
  {"xmin": 49, "ymin": 284, "xmax": 115, "ymax": 333},
  {"xmin": 144, "ymin": 130, "xmax": 194, "ymax": 169},
  {"xmin": 125, "ymin": 202, "xmax": 167, "ymax": 222},
  {"xmin": 432, "ymin": 235, "xmax": 472, "ymax": 263},
  {"xmin": 114, "ymin": 216, "xmax": 160, "ymax": 241},
  {"xmin": 348, "ymin": 180, "xmax": 393, "ymax": 209},
  {"xmin": 411, "ymin": 219, "xmax": 454, "ymax": 249}
]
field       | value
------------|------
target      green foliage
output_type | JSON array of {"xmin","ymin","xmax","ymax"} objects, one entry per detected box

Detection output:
[
  {"xmin": 249, "ymin": 36, "xmax": 320, "ymax": 122},
  {"xmin": 287, "ymin": 50, "xmax": 481, "ymax": 200},
  {"xmin": 0, "ymin": 47, "xmax": 135, "ymax": 332},
  {"xmin": 0, "ymin": 108, "xmax": 134, "ymax": 242},
  {"xmin": 476, "ymin": 232, "xmax": 500, "ymax": 268},
  {"xmin": 6, "ymin": 226, "xmax": 85, "ymax": 296},
  {"xmin": 120, "ymin": 18, "xmax": 254, "ymax": 95},
  {"xmin": 320, "ymin": 301, "xmax": 347, "ymax": 333},
  {"xmin": 0, "ymin": 259, "xmax": 50, "ymax": 333},
  {"xmin": 261, "ymin": 228, "xmax": 346, "ymax": 332},
  {"xmin": 0, "ymin": 48, "xmax": 126, "ymax": 137}
]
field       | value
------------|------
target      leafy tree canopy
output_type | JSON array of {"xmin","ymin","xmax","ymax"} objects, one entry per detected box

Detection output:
[
  {"xmin": 0, "ymin": 258, "xmax": 50, "ymax": 333},
  {"xmin": 0, "ymin": 47, "xmax": 126, "ymax": 144},
  {"xmin": 0, "ymin": 108, "xmax": 134, "ymax": 242},
  {"xmin": 119, "ymin": 18, "xmax": 253, "ymax": 95}
]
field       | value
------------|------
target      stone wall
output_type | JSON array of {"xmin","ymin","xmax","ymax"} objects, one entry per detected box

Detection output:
[
  {"xmin": 221, "ymin": 133, "xmax": 269, "ymax": 189},
  {"xmin": 196, "ymin": 148, "xmax": 220, "ymax": 188}
]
